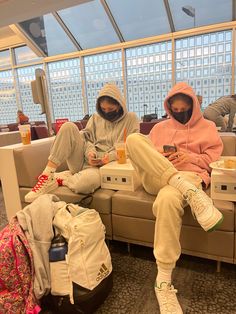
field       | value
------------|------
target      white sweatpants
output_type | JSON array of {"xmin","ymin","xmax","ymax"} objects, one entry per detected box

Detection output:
[
  {"xmin": 48, "ymin": 122, "xmax": 100, "ymax": 194},
  {"xmin": 126, "ymin": 133, "xmax": 202, "ymax": 270}
]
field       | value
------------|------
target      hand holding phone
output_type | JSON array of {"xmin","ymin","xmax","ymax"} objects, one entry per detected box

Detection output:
[
  {"xmin": 91, "ymin": 157, "xmax": 102, "ymax": 162},
  {"xmin": 163, "ymin": 145, "xmax": 177, "ymax": 153},
  {"xmin": 88, "ymin": 152, "xmax": 102, "ymax": 166}
]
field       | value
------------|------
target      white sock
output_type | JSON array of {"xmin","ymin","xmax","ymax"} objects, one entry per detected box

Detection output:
[
  {"xmin": 169, "ymin": 173, "xmax": 197, "ymax": 195},
  {"xmin": 156, "ymin": 267, "xmax": 172, "ymax": 288},
  {"xmin": 42, "ymin": 166, "xmax": 56, "ymax": 176}
]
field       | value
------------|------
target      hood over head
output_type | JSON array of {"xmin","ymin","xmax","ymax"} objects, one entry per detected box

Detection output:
[
  {"xmin": 164, "ymin": 82, "xmax": 202, "ymax": 127},
  {"xmin": 96, "ymin": 83, "xmax": 127, "ymax": 122}
]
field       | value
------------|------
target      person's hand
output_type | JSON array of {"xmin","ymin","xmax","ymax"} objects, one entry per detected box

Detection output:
[
  {"xmin": 87, "ymin": 152, "xmax": 102, "ymax": 167},
  {"xmin": 168, "ymin": 151, "xmax": 191, "ymax": 166},
  {"xmin": 156, "ymin": 146, "xmax": 164, "ymax": 154},
  {"xmin": 101, "ymin": 154, "xmax": 109, "ymax": 165}
]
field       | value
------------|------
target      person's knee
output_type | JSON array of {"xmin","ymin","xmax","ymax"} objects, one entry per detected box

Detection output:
[
  {"xmin": 59, "ymin": 122, "xmax": 77, "ymax": 133},
  {"xmin": 126, "ymin": 133, "xmax": 142, "ymax": 149},
  {"xmin": 67, "ymin": 169, "xmax": 101, "ymax": 194},
  {"xmin": 153, "ymin": 189, "xmax": 183, "ymax": 217}
]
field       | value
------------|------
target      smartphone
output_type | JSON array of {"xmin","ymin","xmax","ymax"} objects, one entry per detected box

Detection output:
[
  {"xmin": 163, "ymin": 145, "xmax": 177, "ymax": 153},
  {"xmin": 91, "ymin": 157, "xmax": 102, "ymax": 162}
]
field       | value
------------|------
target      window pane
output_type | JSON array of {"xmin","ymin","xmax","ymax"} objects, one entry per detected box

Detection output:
[
  {"xmin": 169, "ymin": 0, "xmax": 232, "ymax": 31},
  {"xmin": 16, "ymin": 64, "xmax": 46, "ymax": 121},
  {"xmin": 14, "ymin": 46, "xmax": 42, "ymax": 65},
  {"xmin": 106, "ymin": 0, "xmax": 170, "ymax": 41},
  {"xmin": 43, "ymin": 14, "xmax": 77, "ymax": 56},
  {"xmin": 84, "ymin": 51, "xmax": 123, "ymax": 114},
  {"xmin": 19, "ymin": 14, "xmax": 77, "ymax": 56},
  {"xmin": 126, "ymin": 41, "xmax": 172, "ymax": 118},
  {"xmin": 0, "ymin": 50, "xmax": 11, "ymax": 68},
  {"xmin": 47, "ymin": 58, "xmax": 83, "ymax": 121},
  {"xmin": 58, "ymin": 0, "xmax": 119, "ymax": 49},
  {"xmin": 175, "ymin": 30, "xmax": 232, "ymax": 109},
  {"xmin": 0, "ymin": 70, "xmax": 17, "ymax": 124}
]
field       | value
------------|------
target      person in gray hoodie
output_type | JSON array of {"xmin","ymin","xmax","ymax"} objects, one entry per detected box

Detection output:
[
  {"xmin": 203, "ymin": 95, "xmax": 236, "ymax": 131},
  {"xmin": 25, "ymin": 83, "xmax": 139, "ymax": 202}
]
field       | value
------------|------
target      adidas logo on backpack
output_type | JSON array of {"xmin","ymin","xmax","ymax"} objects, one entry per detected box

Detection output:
[{"xmin": 96, "ymin": 263, "xmax": 110, "ymax": 281}]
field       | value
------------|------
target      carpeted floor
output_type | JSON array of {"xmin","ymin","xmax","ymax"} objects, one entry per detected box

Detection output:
[
  {"xmin": 1, "ymin": 187, "xmax": 236, "ymax": 314},
  {"xmin": 97, "ymin": 244, "xmax": 236, "ymax": 314}
]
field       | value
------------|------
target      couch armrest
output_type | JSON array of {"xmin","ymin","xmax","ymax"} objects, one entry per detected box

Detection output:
[
  {"xmin": 0, "ymin": 138, "xmax": 55, "ymax": 219},
  {"xmin": 14, "ymin": 137, "xmax": 54, "ymax": 187}
]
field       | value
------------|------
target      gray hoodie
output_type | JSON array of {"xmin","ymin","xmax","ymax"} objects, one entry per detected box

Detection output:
[
  {"xmin": 16, "ymin": 194, "xmax": 66, "ymax": 299},
  {"xmin": 203, "ymin": 96, "xmax": 236, "ymax": 131},
  {"xmin": 81, "ymin": 83, "xmax": 139, "ymax": 161}
]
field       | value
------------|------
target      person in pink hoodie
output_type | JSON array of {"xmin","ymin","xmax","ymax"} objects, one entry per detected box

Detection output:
[{"xmin": 126, "ymin": 82, "xmax": 223, "ymax": 314}]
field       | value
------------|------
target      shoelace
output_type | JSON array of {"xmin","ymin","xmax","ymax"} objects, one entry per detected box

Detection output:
[
  {"xmin": 157, "ymin": 285, "xmax": 179, "ymax": 313},
  {"xmin": 184, "ymin": 189, "xmax": 212, "ymax": 218},
  {"xmin": 32, "ymin": 174, "xmax": 49, "ymax": 192}
]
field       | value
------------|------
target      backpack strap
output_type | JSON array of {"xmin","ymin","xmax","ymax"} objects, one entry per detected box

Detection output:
[{"xmin": 76, "ymin": 194, "xmax": 93, "ymax": 208}]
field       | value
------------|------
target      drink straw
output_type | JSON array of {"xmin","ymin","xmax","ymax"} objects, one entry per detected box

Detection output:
[{"xmin": 124, "ymin": 127, "xmax": 127, "ymax": 143}]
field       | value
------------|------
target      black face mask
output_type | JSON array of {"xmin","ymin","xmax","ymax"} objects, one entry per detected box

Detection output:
[
  {"xmin": 172, "ymin": 108, "xmax": 193, "ymax": 124},
  {"xmin": 102, "ymin": 110, "xmax": 121, "ymax": 121}
]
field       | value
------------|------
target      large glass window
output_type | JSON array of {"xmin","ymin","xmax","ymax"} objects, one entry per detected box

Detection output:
[
  {"xmin": 47, "ymin": 59, "xmax": 83, "ymax": 121},
  {"xmin": 14, "ymin": 46, "xmax": 42, "ymax": 65},
  {"xmin": 169, "ymin": 0, "xmax": 232, "ymax": 31},
  {"xmin": 126, "ymin": 41, "xmax": 172, "ymax": 118},
  {"xmin": 0, "ymin": 70, "xmax": 17, "ymax": 124},
  {"xmin": 58, "ymin": 0, "xmax": 119, "ymax": 49},
  {"xmin": 107, "ymin": 0, "xmax": 170, "ymax": 41},
  {"xmin": 19, "ymin": 15, "xmax": 77, "ymax": 56},
  {"xmin": 16, "ymin": 65, "xmax": 45, "ymax": 121},
  {"xmin": 175, "ymin": 30, "xmax": 232, "ymax": 109},
  {"xmin": 84, "ymin": 51, "xmax": 123, "ymax": 114},
  {"xmin": 0, "ymin": 50, "xmax": 11, "ymax": 68}
]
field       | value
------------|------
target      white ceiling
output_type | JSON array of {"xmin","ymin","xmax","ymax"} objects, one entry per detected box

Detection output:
[
  {"xmin": 0, "ymin": 0, "xmax": 92, "ymax": 49},
  {"xmin": 0, "ymin": 0, "xmax": 92, "ymax": 28}
]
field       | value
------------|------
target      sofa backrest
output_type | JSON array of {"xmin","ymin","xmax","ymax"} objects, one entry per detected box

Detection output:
[
  {"xmin": 13, "ymin": 134, "xmax": 236, "ymax": 188},
  {"xmin": 220, "ymin": 135, "xmax": 236, "ymax": 156}
]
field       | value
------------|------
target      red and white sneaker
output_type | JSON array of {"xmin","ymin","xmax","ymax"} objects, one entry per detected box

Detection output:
[
  {"xmin": 25, "ymin": 173, "xmax": 58, "ymax": 203},
  {"xmin": 54, "ymin": 170, "xmax": 72, "ymax": 186}
]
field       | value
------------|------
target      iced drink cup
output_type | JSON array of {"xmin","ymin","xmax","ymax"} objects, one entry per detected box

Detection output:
[
  {"xmin": 18, "ymin": 124, "xmax": 31, "ymax": 145},
  {"xmin": 115, "ymin": 142, "xmax": 126, "ymax": 164}
]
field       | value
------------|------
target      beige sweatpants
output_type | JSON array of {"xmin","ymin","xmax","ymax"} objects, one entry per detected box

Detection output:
[
  {"xmin": 48, "ymin": 122, "xmax": 100, "ymax": 194},
  {"xmin": 126, "ymin": 133, "xmax": 202, "ymax": 270}
]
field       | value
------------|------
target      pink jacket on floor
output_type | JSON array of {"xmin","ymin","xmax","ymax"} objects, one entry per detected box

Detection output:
[{"xmin": 149, "ymin": 82, "xmax": 223, "ymax": 187}]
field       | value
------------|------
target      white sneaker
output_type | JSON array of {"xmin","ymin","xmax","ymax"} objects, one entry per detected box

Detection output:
[
  {"xmin": 54, "ymin": 170, "xmax": 72, "ymax": 186},
  {"xmin": 184, "ymin": 189, "xmax": 223, "ymax": 232},
  {"xmin": 25, "ymin": 173, "xmax": 58, "ymax": 203},
  {"xmin": 155, "ymin": 282, "xmax": 183, "ymax": 314}
]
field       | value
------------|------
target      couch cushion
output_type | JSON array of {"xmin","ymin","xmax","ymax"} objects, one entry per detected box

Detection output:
[
  {"xmin": 112, "ymin": 186, "xmax": 234, "ymax": 231},
  {"xmin": 112, "ymin": 187, "xmax": 156, "ymax": 220},
  {"xmin": 20, "ymin": 187, "xmax": 115, "ymax": 215}
]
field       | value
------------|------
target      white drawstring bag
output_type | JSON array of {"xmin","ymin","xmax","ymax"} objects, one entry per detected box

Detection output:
[{"xmin": 52, "ymin": 204, "xmax": 112, "ymax": 304}]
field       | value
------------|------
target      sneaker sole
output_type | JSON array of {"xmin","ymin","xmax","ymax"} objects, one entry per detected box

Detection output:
[{"xmin": 207, "ymin": 215, "xmax": 224, "ymax": 232}]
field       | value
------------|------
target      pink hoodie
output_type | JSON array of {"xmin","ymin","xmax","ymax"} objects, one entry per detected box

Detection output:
[{"xmin": 149, "ymin": 82, "xmax": 223, "ymax": 187}]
